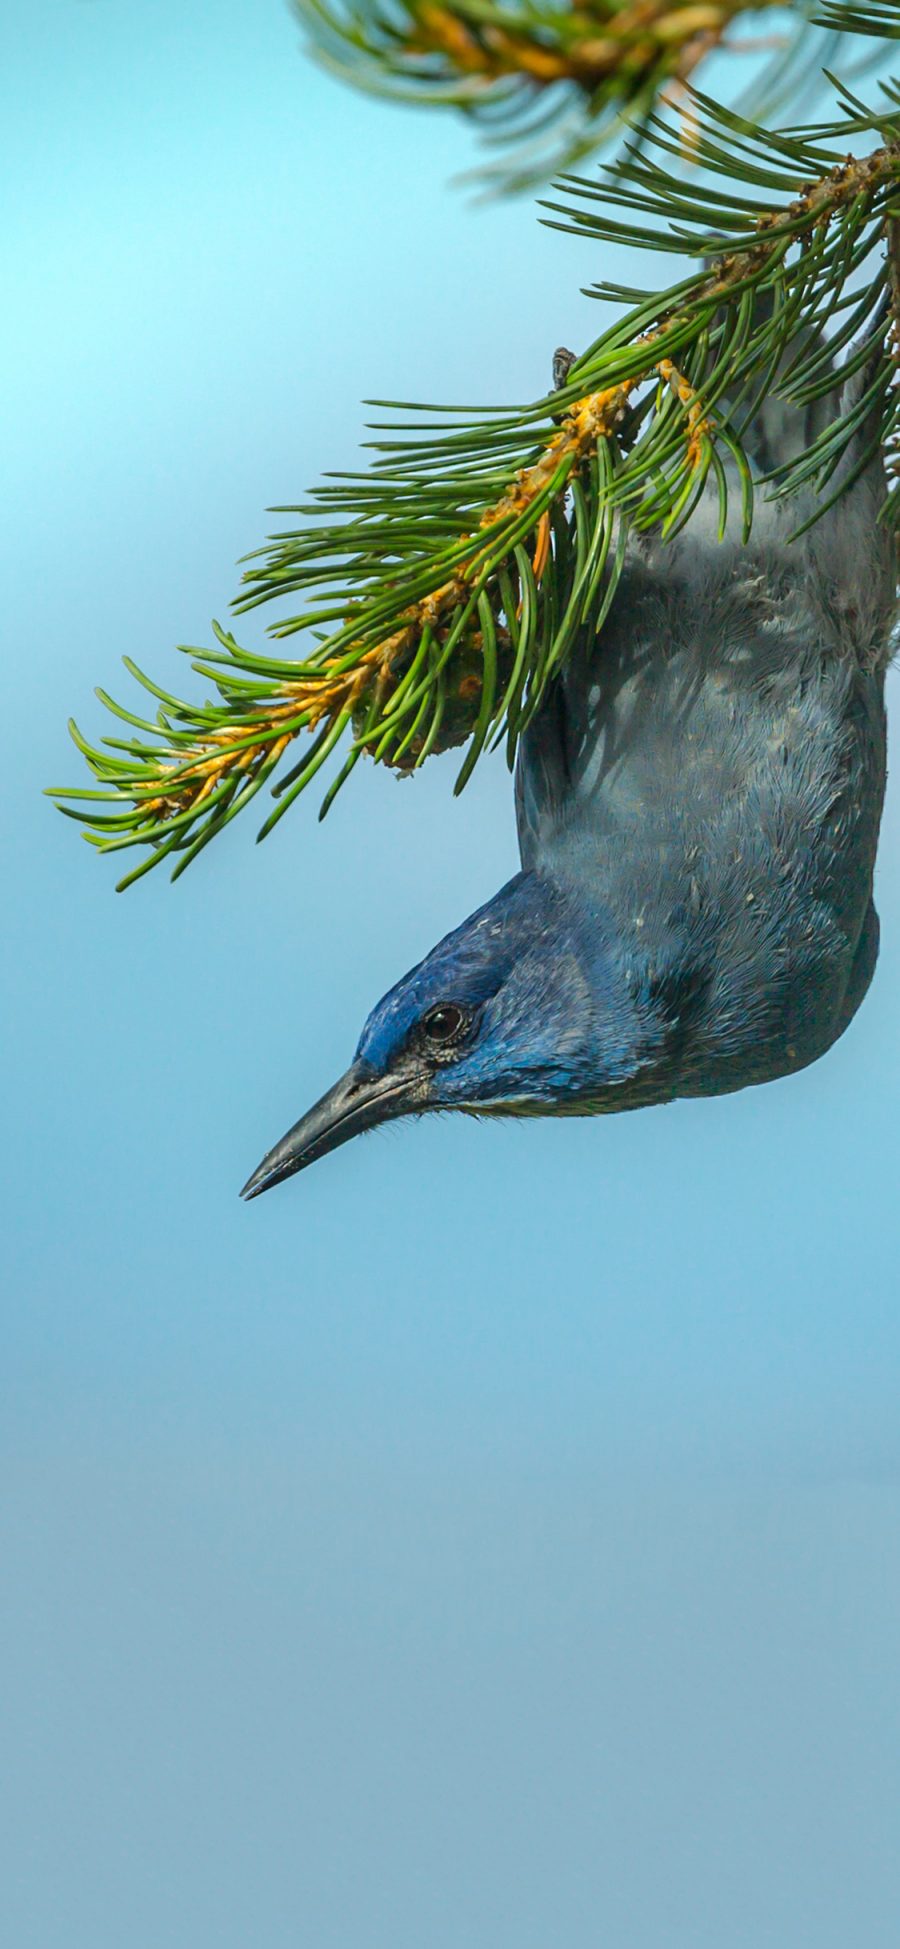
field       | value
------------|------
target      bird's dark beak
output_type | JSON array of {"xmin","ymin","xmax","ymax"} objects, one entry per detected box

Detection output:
[{"xmin": 240, "ymin": 1059, "xmax": 420, "ymax": 1199}]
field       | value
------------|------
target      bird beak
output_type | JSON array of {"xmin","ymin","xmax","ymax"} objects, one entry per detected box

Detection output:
[{"xmin": 240, "ymin": 1059, "xmax": 420, "ymax": 1199}]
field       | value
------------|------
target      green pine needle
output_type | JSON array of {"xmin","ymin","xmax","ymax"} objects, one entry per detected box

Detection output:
[
  {"xmin": 50, "ymin": 77, "xmax": 900, "ymax": 886},
  {"xmin": 293, "ymin": 0, "xmax": 835, "ymax": 195}
]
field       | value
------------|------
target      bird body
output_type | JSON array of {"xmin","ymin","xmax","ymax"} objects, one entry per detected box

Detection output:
[
  {"xmin": 515, "ymin": 484, "xmax": 890, "ymax": 1105},
  {"xmin": 242, "ymin": 354, "xmax": 897, "ymax": 1195}
]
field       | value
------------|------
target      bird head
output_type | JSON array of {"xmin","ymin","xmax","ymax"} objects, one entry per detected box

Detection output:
[{"xmin": 240, "ymin": 870, "xmax": 667, "ymax": 1197}]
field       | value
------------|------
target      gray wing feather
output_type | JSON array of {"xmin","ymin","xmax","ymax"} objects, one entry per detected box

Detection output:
[{"xmin": 515, "ymin": 342, "xmax": 896, "ymax": 872}]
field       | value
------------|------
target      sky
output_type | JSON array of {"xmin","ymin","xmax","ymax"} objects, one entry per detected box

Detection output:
[{"xmin": 3, "ymin": 3, "xmax": 900, "ymax": 1945}]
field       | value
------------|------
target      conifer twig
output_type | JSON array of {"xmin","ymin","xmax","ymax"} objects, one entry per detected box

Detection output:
[
  {"xmin": 51, "ymin": 79, "xmax": 900, "ymax": 886},
  {"xmin": 296, "ymin": 0, "xmax": 824, "ymax": 191}
]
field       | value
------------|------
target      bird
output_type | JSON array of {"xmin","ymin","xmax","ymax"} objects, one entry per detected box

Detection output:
[{"xmin": 241, "ymin": 336, "xmax": 897, "ymax": 1198}]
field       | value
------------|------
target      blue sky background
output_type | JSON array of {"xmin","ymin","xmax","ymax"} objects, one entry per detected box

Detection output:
[{"xmin": 3, "ymin": 3, "xmax": 900, "ymax": 1944}]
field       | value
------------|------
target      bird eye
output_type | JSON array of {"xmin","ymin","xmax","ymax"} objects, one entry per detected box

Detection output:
[{"xmin": 421, "ymin": 1003, "xmax": 469, "ymax": 1046}]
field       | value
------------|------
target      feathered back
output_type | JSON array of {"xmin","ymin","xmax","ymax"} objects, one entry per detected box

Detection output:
[{"xmin": 515, "ymin": 344, "xmax": 896, "ymax": 1094}]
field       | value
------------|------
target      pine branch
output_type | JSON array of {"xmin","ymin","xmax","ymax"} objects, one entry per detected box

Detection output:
[
  {"xmin": 51, "ymin": 82, "xmax": 900, "ymax": 888},
  {"xmin": 296, "ymin": 0, "xmax": 826, "ymax": 192},
  {"xmin": 814, "ymin": 0, "xmax": 899, "ymax": 38}
]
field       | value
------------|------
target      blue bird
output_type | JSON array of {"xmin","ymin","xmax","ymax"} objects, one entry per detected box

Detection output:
[{"xmin": 241, "ymin": 345, "xmax": 897, "ymax": 1197}]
